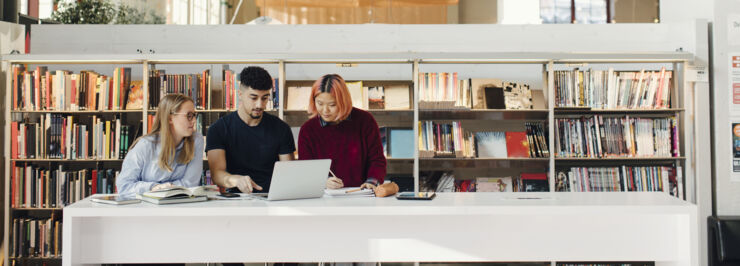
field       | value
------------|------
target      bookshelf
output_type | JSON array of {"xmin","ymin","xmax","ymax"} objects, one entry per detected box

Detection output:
[{"xmin": 1, "ymin": 52, "xmax": 694, "ymax": 265}]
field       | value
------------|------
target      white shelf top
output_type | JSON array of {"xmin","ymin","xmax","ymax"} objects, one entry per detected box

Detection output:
[
  {"xmin": 65, "ymin": 192, "xmax": 694, "ymax": 217},
  {"xmin": 2, "ymin": 52, "xmax": 694, "ymax": 64}
]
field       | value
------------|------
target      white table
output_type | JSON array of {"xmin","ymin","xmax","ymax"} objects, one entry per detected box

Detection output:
[{"xmin": 62, "ymin": 192, "xmax": 698, "ymax": 266}]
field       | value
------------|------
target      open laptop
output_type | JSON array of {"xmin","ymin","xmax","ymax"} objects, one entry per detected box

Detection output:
[{"xmin": 249, "ymin": 159, "xmax": 331, "ymax": 201}]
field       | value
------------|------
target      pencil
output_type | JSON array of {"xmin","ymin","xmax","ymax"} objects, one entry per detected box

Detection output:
[{"xmin": 345, "ymin": 188, "xmax": 362, "ymax": 193}]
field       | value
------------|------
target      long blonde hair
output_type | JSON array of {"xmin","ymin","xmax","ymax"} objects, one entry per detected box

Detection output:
[{"xmin": 131, "ymin": 94, "xmax": 196, "ymax": 172}]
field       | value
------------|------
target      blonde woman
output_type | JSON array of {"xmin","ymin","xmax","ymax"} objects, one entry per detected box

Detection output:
[{"xmin": 116, "ymin": 94, "xmax": 204, "ymax": 195}]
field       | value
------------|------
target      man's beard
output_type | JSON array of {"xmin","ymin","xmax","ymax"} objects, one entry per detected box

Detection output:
[{"xmin": 250, "ymin": 109, "xmax": 263, "ymax": 119}]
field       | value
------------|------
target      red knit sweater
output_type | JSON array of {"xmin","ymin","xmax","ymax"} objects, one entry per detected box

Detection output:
[{"xmin": 298, "ymin": 108, "xmax": 387, "ymax": 187}]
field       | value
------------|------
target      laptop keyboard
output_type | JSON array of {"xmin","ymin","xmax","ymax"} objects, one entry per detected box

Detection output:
[{"xmin": 249, "ymin": 193, "xmax": 268, "ymax": 199}]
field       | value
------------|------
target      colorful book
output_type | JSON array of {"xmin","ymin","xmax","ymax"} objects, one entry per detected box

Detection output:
[{"xmin": 505, "ymin": 131, "xmax": 530, "ymax": 158}]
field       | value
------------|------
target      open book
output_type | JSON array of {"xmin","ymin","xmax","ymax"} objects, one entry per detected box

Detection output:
[
  {"xmin": 140, "ymin": 185, "xmax": 219, "ymax": 201},
  {"xmin": 324, "ymin": 187, "xmax": 375, "ymax": 197}
]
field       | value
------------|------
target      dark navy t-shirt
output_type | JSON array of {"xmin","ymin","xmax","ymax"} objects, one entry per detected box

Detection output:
[{"xmin": 206, "ymin": 112, "xmax": 295, "ymax": 192}]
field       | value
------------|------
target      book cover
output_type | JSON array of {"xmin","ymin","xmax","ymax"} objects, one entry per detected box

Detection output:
[
  {"xmin": 475, "ymin": 131, "xmax": 507, "ymax": 158},
  {"xmin": 368, "ymin": 86, "xmax": 385, "ymax": 109},
  {"xmin": 125, "ymin": 80, "xmax": 143, "ymax": 110},
  {"xmin": 470, "ymin": 78, "xmax": 502, "ymax": 109},
  {"xmin": 484, "ymin": 86, "xmax": 506, "ymax": 109},
  {"xmin": 505, "ymin": 131, "xmax": 530, "ymax": 158},
  {"xmin": 520, "ymin": 173, "xmax": 549, "ymax": 192},
  {"xmin": 476, "ymin": 177, "xmax": 513, "ymax": 192},
  {"xmin": 384, "ymin": 85, "xmax": 410, "ymax": 110},
  {"xmin": 286, "ymin": 86, "xmax": 311, "ymax": 110},
  {"xmin": 142, "ymin": 185, "xmax": 219, "ymax": 199},
  {"xmin": 454, "ymin": 179, "xmax": 476, "ymax": 192},
  {"xmin": 389, "ymin": 128, "xmax": 414, "ymax": 158},
  {"xmin": 346, "ymin": 81, "xmax": 366, "ymax": 109},
  {"xmin": 137, "ymin": 194, "xmax": 208, "ymax": 205},
  {"xmin": 503, "ymin": 82, "xmax": 533, "ymax": 110}
]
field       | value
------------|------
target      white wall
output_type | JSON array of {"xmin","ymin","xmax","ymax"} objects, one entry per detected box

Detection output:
[
  {"xmin": 30, "ymin": 23, "xmax": 699, "ymax": 54},
  {"xmin": 712, "ymin": 1, "xmax": 740, "ymax": 216},
  {"xmin": 660, "ymin": 0, "xmax": 715, "ymax": 23}
]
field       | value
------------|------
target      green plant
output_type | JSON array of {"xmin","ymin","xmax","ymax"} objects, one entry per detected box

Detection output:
[{"xmin": 51, "ymin": 0, "xmax": 164, "ymax": 24}]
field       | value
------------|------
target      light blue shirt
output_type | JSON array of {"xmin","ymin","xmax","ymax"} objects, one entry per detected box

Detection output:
[{"xmin": 116, "ymin": 132, "xmax": 204, "ymax": 195}]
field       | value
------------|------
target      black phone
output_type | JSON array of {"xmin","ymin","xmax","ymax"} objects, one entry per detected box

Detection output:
[
  {"xmin": 396, "ymin": 192, "xmax": 436, "ymax": 200},
  {"xmin": 219, "ymin": 192, "xmax": 240, "ymax": 198}
]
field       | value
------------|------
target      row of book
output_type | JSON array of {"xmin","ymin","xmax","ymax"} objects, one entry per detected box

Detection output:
[
  {"xmin": 418, "ymin": 121, "xmax": 550, "ymax": 158},
  {"xmin": 418, "ymin": 73, "xmax": 535, "ymax": 110},
  {"xmin": 12, "ymin": 66, "xmax": 140, "ymax": 111},
  {"xmin": 418, "ymin": 121, "xmax": 475, "ymax": 157},
  {"xmin": 454, "ymin": 175, "xmax": 549, "ymax": 192},
  {"xmin": 11, "ymin": 165, "xmax": 118, "ymax": 208},
  {"xmin": 10, "ymin": 217, "xmax": 61, "ymax": 259},
  {"xmin": 418, "ymin": 72, "xmax": 470, "ymax": 108},
  {"xmin": 285, "ymin": 82, "xmax": 411, "ymax": 111},
  {"xmin": 148, "ymin": 69, "xmax": 210, "ymax": 109},
  {"xmin": 11, "ymin": 115, "xmax": 138, "ymax": 160},
  {"xmin": 555, "ymin": 68, "xmax": 673, "ymax": 109},
  {"xmin": 556, "ymin": 166, "xmax": 682, "ymax": 198},
  {"xmin": 555, "ymin": 116, "xmax": 679, "ymax": 158},
  {"xmin": 475, "ymin": 124, "xmax": 550, "ymax": 158},
  {"xmin": 425, "ymin": 171, "xmax": 548, "ymax": 192}
]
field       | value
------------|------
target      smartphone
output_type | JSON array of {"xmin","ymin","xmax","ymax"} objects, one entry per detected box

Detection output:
[
  {"xmin": 219, "ymin": 192, "xmax": 240, "ymax": 198},
  {"xmin": 396, "ymin": 192, "xmax": 436, "ymax": 200}
]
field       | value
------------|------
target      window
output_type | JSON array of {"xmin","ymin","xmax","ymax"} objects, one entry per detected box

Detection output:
[
  {"xmin": 575, "ymin": 0, "xmax": 607, "ymax": 24},
  {"xmin": 540, "ymin": 0, "xmax": 608, "ymax": 24},
  {"xmin": 167, "ymin": 0, "xmax": 222, "ymax": 24},
  {"xmin": 540, "ymin": 0, "xmax": 573, "ymax": 24}
]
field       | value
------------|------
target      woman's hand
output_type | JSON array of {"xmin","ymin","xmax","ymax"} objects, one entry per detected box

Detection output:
[
  {"xmin": 326, "ymin": 177, "xmax": 344, "ymax": 189},
  {"xmin": 151, "ymin": 183, "xmax": 174, "ymax": 191},
  {"xmin": 360, "ymin": 183, "xmax": 377, "ymax": 190}
]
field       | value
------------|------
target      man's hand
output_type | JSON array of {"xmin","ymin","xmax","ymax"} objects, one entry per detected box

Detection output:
[{"xmin": 225, "ymin": 175, "xmax": 263, "ymax": 193}]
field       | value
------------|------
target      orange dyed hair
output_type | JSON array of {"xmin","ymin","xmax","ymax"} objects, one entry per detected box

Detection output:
[{"xmin": 308, "ymin": 74, "xmax": 353, "ymax": 121}]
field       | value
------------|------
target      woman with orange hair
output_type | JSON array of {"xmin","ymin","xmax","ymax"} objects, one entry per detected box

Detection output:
[{"xmin": 298, "ymin": 74, "xmax": 387, "ymax": 190}]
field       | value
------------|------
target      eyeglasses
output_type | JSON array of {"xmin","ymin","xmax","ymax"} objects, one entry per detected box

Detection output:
[{"xmin": 172, "ymin": 112, "xmax": 197, "ymax": 121}]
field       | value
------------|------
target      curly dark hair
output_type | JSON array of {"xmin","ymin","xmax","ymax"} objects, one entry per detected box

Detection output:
[{"xmin": 239, "ymin": 66, "xmax": 273, "ymax": 91}]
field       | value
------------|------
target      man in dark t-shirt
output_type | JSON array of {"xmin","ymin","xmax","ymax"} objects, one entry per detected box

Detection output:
[{"xmin": 206, "ymin": 67, "xmax": 295, "ymax": 193}]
